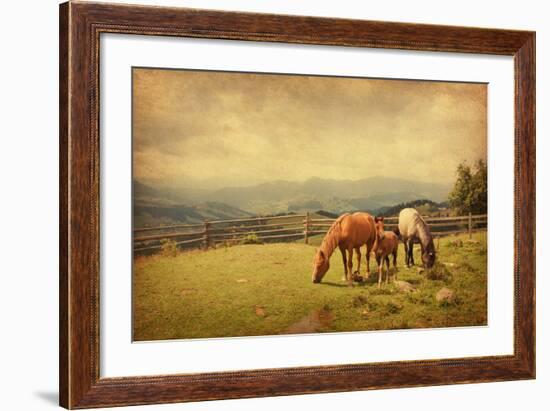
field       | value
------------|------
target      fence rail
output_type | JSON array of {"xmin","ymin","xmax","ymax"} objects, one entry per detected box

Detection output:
[{"xmin": 134, "ymin": 212, "xmax": 487, "ymax": 254}]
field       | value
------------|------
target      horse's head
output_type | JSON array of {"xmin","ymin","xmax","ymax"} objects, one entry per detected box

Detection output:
[
  {"xmin": 312, "ymin": 249, "xmax": 330, "ymax": 283},
  {"xmin": 374, "ymin": 216, "xmax": 386, "ymax": 242},
  {"xmin": 422, "ymin": 243, "xmax": 436, "ymax": 268}
]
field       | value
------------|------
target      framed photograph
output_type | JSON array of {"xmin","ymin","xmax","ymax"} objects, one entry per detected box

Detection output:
[{"xmin": 59, "ymin": 2, "xmax": 535, "ymax": 409}]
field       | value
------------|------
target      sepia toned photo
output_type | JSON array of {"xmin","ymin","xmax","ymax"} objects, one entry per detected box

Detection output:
[{"xmin": 132, "ymin": 67, "xmax": 488, "ymax": 341}]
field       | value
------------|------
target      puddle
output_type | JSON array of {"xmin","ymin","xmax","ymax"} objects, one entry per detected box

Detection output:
[{"xmin": 284, "ymin": 308, "xmax": 334, "ymax": 334}]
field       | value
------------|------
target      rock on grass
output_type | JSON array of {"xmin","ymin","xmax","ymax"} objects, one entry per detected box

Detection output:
[
  {"xmin": 394, "ymin": 280, "xmax": 415, "ymax": 293},
  {"xmin": 436, "ymin": 287, "xmax": 456, "ymax": 305},
  {"xmin": 254, "ymin": 306, "xmax": 266, "ymax": 317}
]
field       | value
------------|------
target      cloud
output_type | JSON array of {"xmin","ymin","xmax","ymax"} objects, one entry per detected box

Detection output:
[{"xmin": 133, "ymin": 68, "xmax": 487, "ymax": 189}]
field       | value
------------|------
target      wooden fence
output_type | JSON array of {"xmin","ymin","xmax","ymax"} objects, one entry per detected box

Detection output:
[{"xmin": 133, "ymin": 212, "xmax": 487, "ymax": 254}]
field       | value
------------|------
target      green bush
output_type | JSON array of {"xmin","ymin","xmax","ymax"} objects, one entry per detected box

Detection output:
[
  {"xmin": 241, "ymin": 233, "xmax": 263, "ymax": 245},
  {"xmin": 426, "ymin": 262, "xmax": 452, "ymax": 281},
  {"xmin": 384, "ymin": 301, "xmax": 403, "ymax": 314},
  {"xmin": 216, "ymin": 240, "xmax": 234, "ymax": 250},
  {"xmin": 160, "ymin": 239, "xmax": 178, "ymax": 257},
  {"xmin": 447, "ymin": 239, "xmax": 464, "ymax": 248}
]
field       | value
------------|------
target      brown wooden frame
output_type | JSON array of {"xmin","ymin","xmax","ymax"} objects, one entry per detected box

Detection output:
[{"xmin": 59, "ymin": 1, "xmax": 535, "ymax": 408}]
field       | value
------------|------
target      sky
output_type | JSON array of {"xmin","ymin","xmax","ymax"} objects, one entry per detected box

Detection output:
[{"xmin": 133, "ymin": 68, "xmax": 487, "ymax": 190}]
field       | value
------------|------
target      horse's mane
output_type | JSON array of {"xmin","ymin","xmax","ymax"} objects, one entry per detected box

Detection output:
[
  {"xmin": 327, "ymin": 213, "xmax": 348, "ymax": 237},
  {"xmin": 410, "ymin": 211, "xmax": 434, "ymax": 250},
  {"xmin": 319, "ymin": 213, "xmax": 349, "ymax": 258},
  {"xmin": 411, "ymin": 212, "xmax": 431, "ymax": 234}
]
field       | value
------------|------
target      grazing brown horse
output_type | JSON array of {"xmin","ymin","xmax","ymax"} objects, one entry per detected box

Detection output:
[
  {"xmin": 373, "ymin": 217, "xmax": 399, "ymax": 288},
  {"xmin": 312, "ymin": 212, "xmax": 377, "ymax": 286}
]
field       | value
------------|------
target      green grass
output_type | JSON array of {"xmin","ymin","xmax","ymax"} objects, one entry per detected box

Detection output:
[{"xmin": 133, "ymin": 232, "xmax": 487, "ymax": 341}]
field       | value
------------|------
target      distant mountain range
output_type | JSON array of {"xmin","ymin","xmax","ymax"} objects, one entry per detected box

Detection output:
[{"xmin": 133, "ymin": 177, "xmax": 451, "ymax": 227}]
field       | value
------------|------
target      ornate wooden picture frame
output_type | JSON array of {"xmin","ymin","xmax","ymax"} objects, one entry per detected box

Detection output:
[{"xmin": 59, "ymin": 1, "xmax": 535, "ymax": 408}]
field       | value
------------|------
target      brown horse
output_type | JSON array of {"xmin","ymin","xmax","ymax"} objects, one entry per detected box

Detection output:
[
  {"xmin": 312, "ymin": 212, "xmax": 377, "ymax": 286},
  {"xmin": 373, "ymin": 217, "xmax": 399, "ymax": 288}
]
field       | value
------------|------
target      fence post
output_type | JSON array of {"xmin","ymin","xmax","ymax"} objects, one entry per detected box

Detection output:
[
  {"xmin": 304, "ymin": 212, "xmax": 310, "ymax": 244},
  {"xmin": 203, "ymin": 220, "xmax": 210, "ymax": 249},
  {"xmin": 468, "ymin": 212, "xmax": 472, "ymax": 239}
]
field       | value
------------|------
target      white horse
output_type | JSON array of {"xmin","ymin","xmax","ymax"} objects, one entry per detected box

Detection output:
[{"xmin": 397, "ymin": 208, "xmax": 436, "ymax": 268}]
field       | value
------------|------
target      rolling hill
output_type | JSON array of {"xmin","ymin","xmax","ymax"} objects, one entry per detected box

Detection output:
[
  {"xmin": 133, "ymin": 181, "xmax": 253, "ymax": 227},
  {"xmin": 133, "ymin": 176, "xmax": 451, "ymax": 217}
]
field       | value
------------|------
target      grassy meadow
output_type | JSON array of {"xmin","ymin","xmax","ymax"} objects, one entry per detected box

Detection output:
[{"xmin": 133, "ymin": 231, "xmax": 487, "ymax": 341}]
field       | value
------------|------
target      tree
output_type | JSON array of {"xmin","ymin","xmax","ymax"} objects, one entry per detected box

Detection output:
[
  {"xmin": 470, "ymin": 159, "xmax": 487, "ymax": 214},
  {"xmin": 448, "ymin": 160, "xmax": 487, "ymax": 215}
]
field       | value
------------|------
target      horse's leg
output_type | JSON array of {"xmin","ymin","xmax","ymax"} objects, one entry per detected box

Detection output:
[
  {"xmin": 347, "ymin": 248, "xmax": 354, "ymax": 287},
  {"xmin": 376, "ymin": 255, "xmax": 382, "ymax": 288},
  {"xmin": 393, "ymin": 249, "xmax": 398, "ymax": 281},
  {"xmin": 365, "ymin": 243, "xmax": 372, "ymax": 277},
  {"xmin": 385, "ymin": 256, "xmax": 390, "ymax": 284},
  {"xmin": 403, "ymin": 239, "xmax": 409, "ymax": 268},
  {"xmin": 339, "ymin": 245, "xmax": 347, "ymax": 282},
  {"xmin": 355, "ymin": 247, "xmax": 361, "ymax": 275},
  {"xmin": 408, "ymin": 239, "xmax": 415, "ymax": 266}
]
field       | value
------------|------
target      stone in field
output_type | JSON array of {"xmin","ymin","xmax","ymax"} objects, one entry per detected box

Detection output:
[
  {"xmin": 394, "ymin": 280, "xmax": 415, "ymax": 293},
  {"xmin": 254, "ymin": 306, "xmax": 266, "ymax": 317},
  {"xmin": 436, "ymin": 287, "xmax": 456, "ymax": 304}
]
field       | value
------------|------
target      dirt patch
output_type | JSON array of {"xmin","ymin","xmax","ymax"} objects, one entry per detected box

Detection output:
[
  {"xmin": 352, "ymin": 272, "xmax": 366, "ymax": 283},
  {"xmin": 180, "ymin": 288, "xmax": 197, "ymax": 296},
  {"xmin": 284, "ymin": 307, "xmax": 334, "ymax": 334},
  {"xmin": 254, "ymin": 306, "xmax": 266, "ymax": 317}
]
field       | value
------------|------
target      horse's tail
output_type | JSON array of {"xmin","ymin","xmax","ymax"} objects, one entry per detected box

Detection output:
[{"xmin": 392, "ymin": 226, "xmax": 401, "ymax": 238}]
